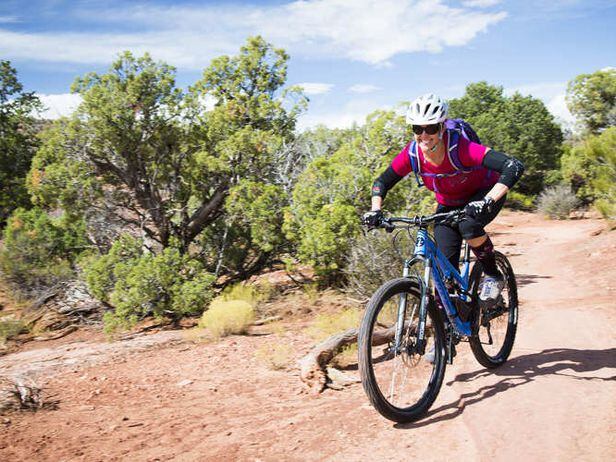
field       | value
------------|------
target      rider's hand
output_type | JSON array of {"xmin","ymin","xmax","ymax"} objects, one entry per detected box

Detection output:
[
  {"xmin": 362, "ymin": 210, "xmax": 384, "ymax": 229},
  {"xmin": 464, "ymin": 197, "xmax": 495, "ymax": 218}
]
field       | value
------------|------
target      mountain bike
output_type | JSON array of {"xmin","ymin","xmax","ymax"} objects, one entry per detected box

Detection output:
[{"xmin": 357, "ymin": 210, "xmax": 518, "ymax": 423}]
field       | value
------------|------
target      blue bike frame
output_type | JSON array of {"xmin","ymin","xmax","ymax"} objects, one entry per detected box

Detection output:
[{"xmin": 409, "ymin": 227, "xmax": 473, "ymax": 337}]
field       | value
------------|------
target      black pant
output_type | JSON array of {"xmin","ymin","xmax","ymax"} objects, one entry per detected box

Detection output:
[{"xmin": 434, "ymin": 188, "xmax": 505, "ymax": 270}]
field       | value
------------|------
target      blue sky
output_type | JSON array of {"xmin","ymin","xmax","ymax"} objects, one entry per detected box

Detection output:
[{"xmin": 1, "ymin": 0, "xmax": 615, "ymax": 129}]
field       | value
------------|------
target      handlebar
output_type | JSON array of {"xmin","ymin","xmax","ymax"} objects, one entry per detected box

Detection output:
[{"xmin": 379, "ymin": 210, "xmax": 465, "ymax": 232}]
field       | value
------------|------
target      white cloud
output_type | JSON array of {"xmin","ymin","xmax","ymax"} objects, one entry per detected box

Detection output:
[
  {"xmin": 0, "ymin": 29, "xmax": 233, "ymax": 69},
  {"xmin": 38, "ymin": 93, "xmax": 82, "ymax": 119},
  {"xmin": 0, "ymin": 0, "xmax": 507, "ymax": 68},
  {"xmin": 505, "ymin": 81, "xmax": 567, "ymax": 100},
  {"xmin": 296, "ymin": 82, "xmax": 334, "ymax": 95},
  {"xmin": 546, "ymin": 93, "xmax": 576, "ymax": 128},
  {"xmin": 462, "ymin": 0, "xmax": 501, "ymax": 7},
  {"xmin": 297, "ymin": 98, "xmax": 391, "ymax": 130},
  {"xmin": 349, "ymin": 84, "xmax": 381, "ymax": 94}
]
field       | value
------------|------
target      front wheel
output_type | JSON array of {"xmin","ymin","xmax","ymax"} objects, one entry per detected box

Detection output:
[
  {"xmin": 358, "ymin": 278, "xmax": 446, "ymax": 423},
  {"xmin": 469, "ymin": 251, "xmax": 518, "ymax": 368}
]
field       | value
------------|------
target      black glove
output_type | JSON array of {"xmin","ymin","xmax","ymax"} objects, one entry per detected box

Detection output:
[
  {"xmin": 464, "ymin": 197, "xmax": 495, "ymax": 218},
  {"xmin": 362, "ymin": 210, "xmax": 384, "ymax": 229}
]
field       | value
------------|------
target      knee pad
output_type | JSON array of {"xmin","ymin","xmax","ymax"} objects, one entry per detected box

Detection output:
[{"xmin": 459, "ymin": 218, "xmax": 485, "ymax": 240}]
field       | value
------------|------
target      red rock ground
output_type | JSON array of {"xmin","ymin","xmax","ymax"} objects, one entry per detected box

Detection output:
[{"xmin": 1, "ymin": 211, "xmax": 615, "ymax": 461}]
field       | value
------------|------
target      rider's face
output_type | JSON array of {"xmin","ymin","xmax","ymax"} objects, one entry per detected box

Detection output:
[{"xmin": 414, "ymin": 125, "xmax": 441, "ymax": 153}]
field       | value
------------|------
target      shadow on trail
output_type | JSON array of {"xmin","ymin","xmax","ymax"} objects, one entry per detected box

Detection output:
[
  {"xmin": 515, "ymin": 273, "xmax": 552, "ymax": 287},
  {"xmin": 394, "ymin": 347, "xmax": 616, "ymax": 429}
]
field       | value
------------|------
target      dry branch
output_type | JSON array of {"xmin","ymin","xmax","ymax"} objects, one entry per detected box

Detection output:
[
  {"xmin": 253, "ymin": 316, "xmax": 282, "ymax": 326},
  {"xmin": 298, "ymin": 326, "xmax": 396, "ymax": 393},
  {"xmin": 0, "ymin": 375, "xmax": 43, "ymax": 414}
]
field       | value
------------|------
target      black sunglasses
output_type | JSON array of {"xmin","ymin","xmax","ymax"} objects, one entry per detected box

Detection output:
[{"xmin": 412, "ymin": 123, "xmax": 441, "ymax": 135}]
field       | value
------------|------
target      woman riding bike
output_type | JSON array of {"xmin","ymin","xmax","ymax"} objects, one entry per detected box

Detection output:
[{"xmin": 363, "ymin": 93, "xmax": 524, "ymax": 302}]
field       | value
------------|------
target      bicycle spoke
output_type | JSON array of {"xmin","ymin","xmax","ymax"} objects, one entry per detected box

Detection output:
[{"xmin": 368, "ymin": 294, "xmax": 438, "ymax": 410}]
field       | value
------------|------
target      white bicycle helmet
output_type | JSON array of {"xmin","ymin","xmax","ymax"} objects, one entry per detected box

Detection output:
[{"xmin": 406, "ymin": 93, "xmax": 448, "ymax": 125}]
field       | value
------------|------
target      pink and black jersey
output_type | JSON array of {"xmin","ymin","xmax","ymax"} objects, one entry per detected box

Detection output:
[{"xmin": 391, "ymin": 132, "xmax": 499, "ymax": 206}]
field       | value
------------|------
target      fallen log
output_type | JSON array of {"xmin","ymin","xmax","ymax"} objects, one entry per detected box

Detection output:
[{"xmin": 298, "ymin": 326, "xmax": 397, "ymax": 394}]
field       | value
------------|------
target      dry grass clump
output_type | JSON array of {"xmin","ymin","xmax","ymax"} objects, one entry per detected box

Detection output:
[
  {"xmin": 305, "ymin": 307, "xmax": 361, "ymax": 341},
  {"xmin": 220, "ymin": 281, "xmax": 273, "ymax": 306},
  {"xmin": 304, "ymin": 307, "xmax": 362, "ymax": 367},
  {"xmin": 195, "ymin": 281, "xmax": 275, "ymax": 340},
  {"xmin": 199, "ymin": 299, "xmax": 255, "ymax": 339},
  {"xmin": 302, "ymin": 282, "xmax": 320, "ymax": 304}
]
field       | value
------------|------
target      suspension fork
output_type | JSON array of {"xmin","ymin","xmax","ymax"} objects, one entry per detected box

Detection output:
[
  {"xmin": 393, "ymin": 257, "xmax": 431, "ymax": 355},
  {"xmin": 415, "ymin": 259, "xmax": 432, "ymax": 355},
  {"xmin": 393, "ymin": 261, "xmax": 411, "ymax": 354}
]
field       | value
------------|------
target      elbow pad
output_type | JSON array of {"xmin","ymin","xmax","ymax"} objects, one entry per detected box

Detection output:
[
  {"xmin": 372, "ymin": 166, "xmax": 403, "ymax": 198},
  {"xmin": 483, "ymin": 150, "xmax": 524, "ymax": 189},
  {"xmin": 499, "ymin": 157, "xmax": 525, "ymax": 188}
]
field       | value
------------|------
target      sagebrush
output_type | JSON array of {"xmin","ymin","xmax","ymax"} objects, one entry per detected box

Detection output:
[
  {"xmin": 345, "ymin": 229, "xmax": 416, "ymax": 299},
  {"xmin": 537, "ymin": 184, "xmax": 580, "ymax": 219}
]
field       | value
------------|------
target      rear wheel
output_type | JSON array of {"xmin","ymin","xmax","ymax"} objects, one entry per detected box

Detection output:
[
  {"xmin": 358, "ymin": 278, "xmax": 446, "ymax": 423},
  {"xmin": 469, "ymin": 251, "xmax": 518, "ymax": 368}
]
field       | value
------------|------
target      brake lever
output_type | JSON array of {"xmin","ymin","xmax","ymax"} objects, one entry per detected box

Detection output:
[{"xmin": 381, "ymin": 219, "xmax": 395, "ymax": 233}]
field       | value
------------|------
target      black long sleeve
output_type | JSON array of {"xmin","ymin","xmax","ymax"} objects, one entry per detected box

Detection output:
[
  {"xmin": 372, "ymin": 166, "xmax": 404, "ymax": 199},
  {"xmin": 482, "ymin": 150, "xmax": 524, "ymax": 189}
]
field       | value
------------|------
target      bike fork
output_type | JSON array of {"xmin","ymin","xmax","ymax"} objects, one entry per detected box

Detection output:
[
  {"xmin": 393, "ymin": 262, "xmax": 411, "ymax": 354},
  {"xmin": 414, "ymin": 260, "xmax": 432, "ymax": 355}
]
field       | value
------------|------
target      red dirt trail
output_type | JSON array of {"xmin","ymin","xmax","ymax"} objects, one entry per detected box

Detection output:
[{"xmin": 1, "ymin": 211, "xmax": 615, "ymax": 461}]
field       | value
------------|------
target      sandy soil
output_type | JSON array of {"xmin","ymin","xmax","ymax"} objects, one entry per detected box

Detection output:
[{"xmin": 1, "ymin": 211, "xmax": 615, "ymax": 462}]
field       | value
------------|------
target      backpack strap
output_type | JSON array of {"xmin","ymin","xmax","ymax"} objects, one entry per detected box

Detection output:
[
  {"xmin": 408, "ymin": 130, "xmax": 485, "ymax": 188},
  {"xmin": 408, "ymin": 141, "xmax": 425, "ymax": 187},
  {"xmin": 445, "ymin": 128, "xmax": 482, "ymax": 173}
]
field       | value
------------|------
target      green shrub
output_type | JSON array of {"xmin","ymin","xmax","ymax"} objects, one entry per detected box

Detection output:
[
  {"xmin": 83, "ymin": 236, "xmax": 216, "ymax": 333},
  {"xmin": 0, "ymin": 318, "xmax": 25, "ymax": 344},
  {"xmin": 561, "ymin": 128, "xmax": 616, "ymax": 218},
  {"xmin": 505, "ymin": 191, "xmax": 535, "ymax": 210},
  {"xmin": 284, "ymin": 109, "xmax": 431, "ymax": 284},
  {"xmin": 584, "ymin": 128, "xmax": 616, "ymax": 220},
  {"xmin": 0, "ymin": 208, "xmax": 87, "ymax": 292},
  {"xmin": 537, "ymin": 184, "xmax": 580, "ymax": 219},
  {"xmin": 560, "ymin": 142, "xmax": 597, "ymax": 203},
  {"xmin": 81, "ymin": 234, "xmax": 142, "ymax": 303},
  {"xmin": 199, "ymin": 299, "xmax": 255, "ymax": 339}
]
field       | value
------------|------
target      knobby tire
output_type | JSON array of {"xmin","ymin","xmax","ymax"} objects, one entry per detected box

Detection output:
[
  {"xmin": 469, "ymin": 251, "xmax": 518, "ymax": 368},
  {"xmin": 358, "ymin": 278, "xmax": 446, "ymax": 423}
]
